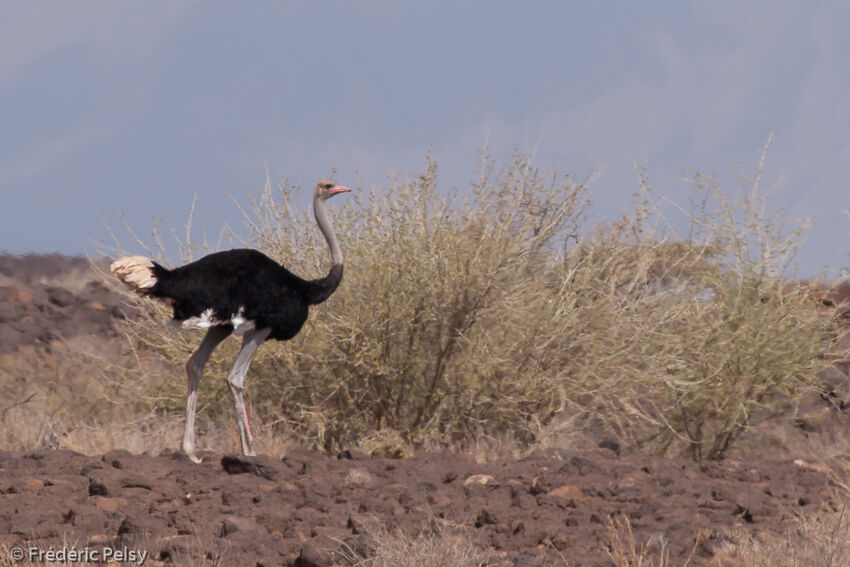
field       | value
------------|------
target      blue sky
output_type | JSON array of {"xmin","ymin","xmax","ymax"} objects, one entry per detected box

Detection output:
[{"xmin": 2, "ymin": 2, "xmax": 849, "ymax": 276}]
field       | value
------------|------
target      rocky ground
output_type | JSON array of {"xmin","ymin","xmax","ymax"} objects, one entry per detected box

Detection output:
[
  {"xmin": 0, "ymin": 254, "xmax": 848, "ymax": 566},
  {"xmin": 0, "ymin": 447, "xmax": 841, "ymax": 566},
  {"xmin": 0, "ymin": 254, "xmax": 130, "ymax": 353}
]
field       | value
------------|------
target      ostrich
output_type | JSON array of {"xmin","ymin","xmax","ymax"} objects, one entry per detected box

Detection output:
[{"xmin": 110, "ymin": 179, "xmax": 350, "ymax": 463}]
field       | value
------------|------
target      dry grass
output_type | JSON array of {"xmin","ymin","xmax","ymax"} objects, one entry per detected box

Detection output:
[
  {"xmin": 0, "ymin": 335, "xmax": 155, "ymax": 453},
  {"xmin": 601, "ymin": 510, "xmax": 850, "ymax": 567},
  {"xmin": 98, "ymin": 144, "xmax": 846, "ymax": 461},
  {"xmin": 329, "ymin": 518, "xmax": 489, "ymax": 567},
  {"xmin": 366, "ymin": 527, "xmax": 486, "ymax": 567},
  {"xmin": 0, "ymin": 331, "xmax": 298, "ymax": 458},
  {"xmin": 1, "ymin": 143, "xmax": 843, "ymax": 465},
  {"xmin": 605, "ymin": 515, "xmax": 683, "ymax": 567},
  {"xmin": 1, "ymin": 146, "xmax": 850, "ymax": 567},
  {"xmin": 714, "ymin": 510, "xmax": 850, "ymax": 567},
  {"xmin": 330, "ymin": 507, "xmax": 850, "ymax": 567}
]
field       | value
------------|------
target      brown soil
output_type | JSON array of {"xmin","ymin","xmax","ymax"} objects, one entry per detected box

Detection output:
[
  {"xmin": 0, "ymin": 448, "xmax": 841, "ymax": 566},
  {"xmin": 0, "ymin": 254, "xmax": 847, "ymax": 566}
]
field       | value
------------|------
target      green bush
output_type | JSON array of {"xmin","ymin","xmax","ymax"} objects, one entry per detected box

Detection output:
[{"xmin": 117, "ymin": 146, "xmax": 842, "ymax": 460}]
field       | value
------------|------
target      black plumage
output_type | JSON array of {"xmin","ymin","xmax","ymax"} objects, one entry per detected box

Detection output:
[{"xmin": 149, "ymin": 248, "xmax": 342, "ymax": 340}]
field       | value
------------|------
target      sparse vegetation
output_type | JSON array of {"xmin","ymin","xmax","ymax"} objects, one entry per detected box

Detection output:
[
  {"xmin": 332, "ymin": 519, "xmax": 488, "ymax": 567},
  {"xmin": 715, "ymin": 510, "xmax": 850, "ymax": 567},
  {"xmin": 0, "ymin": 138, "xmax": 848, "ymax": 562},
  {"xmin": 100, "ymin": 143, "xmax": 842, "ymax": 462},
  {"xmin": 0, "ymin": 141, "xmax": 843, "ymax": 468},
  {"xmin": 605, "ymin": 514, "xmax": 681, "ymax": 567}
]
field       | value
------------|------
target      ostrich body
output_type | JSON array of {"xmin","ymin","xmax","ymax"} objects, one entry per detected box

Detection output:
[{"xmin": 111, "ymin": 180, "xmax": 350, "ymax": 462}]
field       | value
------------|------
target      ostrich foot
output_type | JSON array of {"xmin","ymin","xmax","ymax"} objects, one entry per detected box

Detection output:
[{"xmin": 185, "ymin": 450, "xmax": 203, "ymax": 464}]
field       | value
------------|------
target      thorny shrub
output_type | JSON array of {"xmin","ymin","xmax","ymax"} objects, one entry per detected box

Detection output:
[{"xmin": 113, "ymin": 144, "xmax": 843, "ymax": 460}]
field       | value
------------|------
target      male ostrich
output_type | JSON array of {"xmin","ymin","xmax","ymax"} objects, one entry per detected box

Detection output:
[{"xmin": 111, "ymin": 180, "xmax": 350, "ymax": 463}]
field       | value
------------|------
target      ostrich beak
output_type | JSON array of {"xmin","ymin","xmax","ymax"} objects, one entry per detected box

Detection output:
[{"xmin": 331, "ymin": 185, "xmax": 351, "ymax": 194}]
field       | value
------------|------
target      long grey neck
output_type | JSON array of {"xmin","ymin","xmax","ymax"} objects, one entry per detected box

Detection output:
[{"xmin": 314, "ymin": 194, "xmax": 343, "ymax": 266}]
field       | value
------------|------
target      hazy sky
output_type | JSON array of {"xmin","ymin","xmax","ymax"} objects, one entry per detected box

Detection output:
[{"xmin": 2, "ymin": 2, "xmax": 849, "ymax": 276}]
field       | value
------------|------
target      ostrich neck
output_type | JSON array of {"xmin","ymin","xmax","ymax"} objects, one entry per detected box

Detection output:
[{"xmin": 314, "ymin": 194, "xmax": 342, "ymax": 266}]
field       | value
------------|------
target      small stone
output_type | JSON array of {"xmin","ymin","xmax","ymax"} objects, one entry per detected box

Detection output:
[
  {"xmin": 220, "ymin": 515, "xmax": 255, "ymax": 537},
  {"xmin": 548, "ymin": 485, "xmax": 582, "ymax": 499}
]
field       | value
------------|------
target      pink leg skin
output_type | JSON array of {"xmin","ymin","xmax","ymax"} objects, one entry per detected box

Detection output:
[
  {"xmin": 243, "ymin": 406, "xmax": 254, "ymax": 444},
  {"xmin": 226, "ymin": 328, "xmax": 270, "ymax": 457}
]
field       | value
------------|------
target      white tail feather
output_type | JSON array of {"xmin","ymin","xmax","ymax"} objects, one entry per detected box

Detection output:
[{"xmin": 110, "ymin": 256, "xmax": 157, "ymax": 291}]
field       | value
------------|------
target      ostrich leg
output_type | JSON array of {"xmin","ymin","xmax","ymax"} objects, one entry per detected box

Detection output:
[
  {"xmin": 226, "ymin": 327, "xmax": 272, "ymax": 456},
  {"xmin": 184, "ymin": 326, "xmax": 232, "ymax": 463}
]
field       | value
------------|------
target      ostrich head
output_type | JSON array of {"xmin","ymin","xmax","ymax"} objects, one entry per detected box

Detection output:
[{"xmin": 315, "ymin": 179, "xmax": 351, "ymax": 200}]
